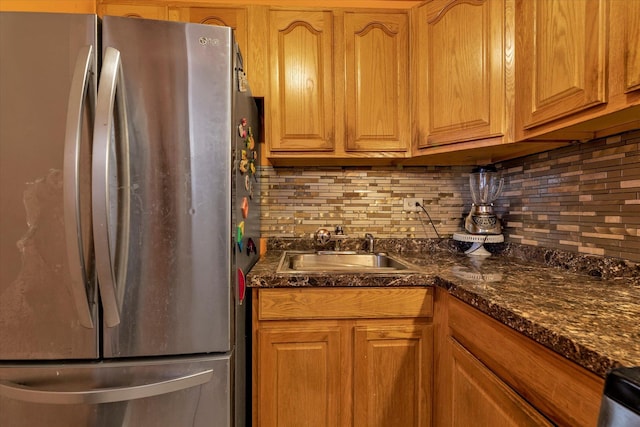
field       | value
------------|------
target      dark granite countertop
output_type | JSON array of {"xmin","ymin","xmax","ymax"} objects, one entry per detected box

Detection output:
[{"xmin": 247, "ymin": 239, "xmax": 640, "ymax": 378}]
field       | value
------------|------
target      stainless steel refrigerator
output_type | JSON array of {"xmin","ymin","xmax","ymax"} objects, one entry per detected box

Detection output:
[{"xmin": 0, "ymin": 12, "xmax": 261, "ymax": 427}]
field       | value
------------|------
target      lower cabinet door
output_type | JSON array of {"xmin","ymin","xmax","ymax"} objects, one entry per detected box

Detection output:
[
  {"xmin": 353, "ymin": 323, "xmax": 433, "ymax": 427},
  {"xmin": 450, "ymin": 338, "xmax": 553, "ymax": 427},
  {"xmin": 257, "ymin": 326, "xmax": 342, "ymax": 427}
]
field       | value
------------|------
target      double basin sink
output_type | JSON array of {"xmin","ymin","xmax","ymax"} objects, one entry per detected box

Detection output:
[{"xmin": 276, "ymin": 251, "xmax": 418, "ymax": 274}]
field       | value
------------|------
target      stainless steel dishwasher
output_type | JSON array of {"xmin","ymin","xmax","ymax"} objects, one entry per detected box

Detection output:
[{"xmin": 597, "ymin": 367, "xmax": 640, "ymax": 427}]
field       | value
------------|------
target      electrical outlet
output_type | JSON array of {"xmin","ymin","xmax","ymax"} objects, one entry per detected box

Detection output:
[{"xmin": 403, "ymin": 197, "xmax": 422, "ymax": 212}]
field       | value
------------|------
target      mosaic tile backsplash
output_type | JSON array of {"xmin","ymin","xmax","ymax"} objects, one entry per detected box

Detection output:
[{"xmin": 260, "ymin": 129, "xmax": 640, "ymax": 263}]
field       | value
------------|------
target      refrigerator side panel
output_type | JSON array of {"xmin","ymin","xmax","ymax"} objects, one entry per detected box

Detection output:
[
  {"xmin": 232, "ymin": 41, "xmax": 262, "ymax": 427},
  {"xmin": 0, "ymin": 12, "xmax": 99, "ymax": 360},
  {"xmin": 0, "ymin": 354, "xmax": 230, "ymax": 427},
  {"xmin": 101, "ymin": 16, "xmax": 234, "ymax": 358}
]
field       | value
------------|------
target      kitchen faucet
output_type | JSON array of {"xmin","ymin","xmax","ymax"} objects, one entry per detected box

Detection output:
[{"xmin": 364, "ymin": 233, "xmax": 375, "ymax": 253}]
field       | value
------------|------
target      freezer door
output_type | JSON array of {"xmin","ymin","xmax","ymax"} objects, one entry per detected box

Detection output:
[
  {"xmin": 0, "ymin": 354, "xmax": 231, "ymax": 427},
  {"xmin": 0, "ymin": 12, "xmax": 99, "ymax": 360},
  {"xmin": 100, "ymin": 17, "xmax": 235, "ymax": 357}
]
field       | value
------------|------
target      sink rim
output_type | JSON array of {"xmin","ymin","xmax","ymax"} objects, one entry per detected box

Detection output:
[{"xmin": 275, "ymin": 250, "xmax": 421, "ymax": 275}]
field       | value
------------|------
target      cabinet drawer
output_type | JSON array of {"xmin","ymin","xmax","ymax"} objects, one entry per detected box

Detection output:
[{"xmin": 257, "ymin": 287, "xmax": 433, "ymax": 320}]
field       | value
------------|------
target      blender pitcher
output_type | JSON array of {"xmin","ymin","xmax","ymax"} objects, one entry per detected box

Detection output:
[{"xmin": 465, "ymin": 166, "xmax": 504, "ymax": 234}]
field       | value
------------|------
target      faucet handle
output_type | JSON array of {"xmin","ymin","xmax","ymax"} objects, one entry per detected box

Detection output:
[{"xmin": 315, "ymin": 228, "xmax": 332, "ymax": 246}]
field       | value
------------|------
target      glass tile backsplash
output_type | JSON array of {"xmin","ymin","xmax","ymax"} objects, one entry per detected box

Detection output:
[{"xmin": 260, "ymin": 129, "xmax": 640, "ymax": 263}]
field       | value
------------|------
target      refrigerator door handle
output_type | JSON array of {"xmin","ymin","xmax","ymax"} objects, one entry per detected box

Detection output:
[
  {"xmin": 0, "ymin": 369, "xmax": 213, "ymax": 405},
  {"xmin": 62, "ymin": 45, "xmax": 96, "ymax": 329},
  {"xmin": 92, "ymin": 46, "xmax": 131, "ymax": 328}
]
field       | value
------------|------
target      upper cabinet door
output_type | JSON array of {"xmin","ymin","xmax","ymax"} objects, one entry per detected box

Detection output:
[
  {"xmin": 344, "ymin": 12, "xmax": 409, "ymax": 152},
  {"xmin": 611, "ymin": 0, "xmax": 640, "ymax": 95},
  {"xmin": 268, "ymin": 10, "xmax": 335, "ymax": 152},
  {"xmin": 415, "ymin": 0, "xmax": 509, "ymax": 149},
  {"xmin": 516, "ymin": 0, "xmax": 608, "ymax": 130},
  {"xmin": 98, "ymin": 3, "xmax": 168, "ymax": 20}
]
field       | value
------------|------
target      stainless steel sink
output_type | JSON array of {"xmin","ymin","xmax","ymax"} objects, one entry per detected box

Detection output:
[{"xmin": 276, "ymin": 251, "xmax": 418, "ymax": 274}]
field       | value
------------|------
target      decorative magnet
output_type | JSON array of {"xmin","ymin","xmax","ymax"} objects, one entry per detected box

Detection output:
[
  {"xmin": 239, "ymin": 159, "xmax": 248, "ymax": 174},
  {"xmin": 236, "ymin": 221, "xmax": 244, "ymax": 251},
  {"xmin": 237, "ymin": 268, "xmax": 246, "ymax": 304},
  {"xmin": 238, "ymin": 69, "xmax": 248, "ymax": 93},
  {"xmin": 246, "ymin": 238, "xmax": 257, "ymax": 256},
  {"xmin": 246, "ymin": 134, "xmax": 255, "ymax": 150},
  {"xmin": 249, "ymin": 162, "xmax": 256, "ymax": 175},
  {"xmin": 247, "ymin": 179, "xmax": 253, "ymax": 199},
  {"xmin": 244, "ymin": 175, "xmax": 250, "ymax": 191},
  {"xmin": 238, "ymin": 118, "xmax": 248, "ymax": 138},
  {"xmin": 241, "ymin": 197, "xmax": 249, "ymax": 218}
]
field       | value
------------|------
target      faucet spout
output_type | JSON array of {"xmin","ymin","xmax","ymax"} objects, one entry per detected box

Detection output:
[{"xmin": 364, "ymin": 233, "xmax": 374, "ymax": 253}]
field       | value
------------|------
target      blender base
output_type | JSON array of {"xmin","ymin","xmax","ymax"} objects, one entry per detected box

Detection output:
[{"xmin": 453, "ymin": 232, "xmax": 504, "ymax": 256}]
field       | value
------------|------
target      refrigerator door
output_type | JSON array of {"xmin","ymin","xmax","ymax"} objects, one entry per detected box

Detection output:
[
  {"xmin": 0, "ymin": 12, "xmax": 99, "ymax": 360},
  {"xmin": 0, "ymin": 354, "xmax": 230, "ymax": 427},
  {"xmin": 100, "ymin": 17, "xmax": 236, "ymax": 357}
]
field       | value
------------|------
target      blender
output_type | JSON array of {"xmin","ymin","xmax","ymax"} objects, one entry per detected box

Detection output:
[{"xmin": 465, "ymin": 165, "xmax": 504, "ymax": 235}]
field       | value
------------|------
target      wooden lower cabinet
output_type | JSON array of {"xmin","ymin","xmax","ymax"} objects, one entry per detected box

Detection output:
[
  {"xmin": 434, "ymin": 288, "xmax": 604, "ymax": 427},
  {"xmin": 252, "ymin": 287, "xmax": 434, "ymax": 427},
  {"xmin": 353, "ymin": 323, "xmax": 432, "ymax": 427},
  {"xmin": 449, "ymin": 338, "xmax": 552, "ymax": 427},
  {"xmin": 257, "ymin": 325, "xmax": 342, "ymax": 427}
]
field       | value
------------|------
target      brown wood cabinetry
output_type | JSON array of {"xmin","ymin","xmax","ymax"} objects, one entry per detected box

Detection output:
[
  {"xmin": 515, "ymin": 0, "xmax": 608, "ymax": 133},
  {"xmin": 449, "ymin": 338, "xmax": 553, "ymax": 426},
  {"xmin": 252, "ymin": 287, "xmax": 434, "ymax": 427},
  {"xmin": 0, "ymin": 0, "xmax": 95, "ymax": 13},
  {"xmin": 267, "ymin": 9, "xmax": 411, "ymax": 161},
  {"xmin": 434, "ymin": 288, "xmax": 604, "ymax": 427},
  {"xmin": 407, "ymin": 0, "xmax": 569, "ymax": 165},
  {"xmin": 515, "ymin": 0, "xmax": 640, "ymax": 142},
  {"xmin": 344, "ymin": 12, "xmax": 409, "ymax": 153},
  {"xmin": 414, "ymin": 0, "xmax": 513, "ymax": 149},
  {"xmin": 267, "ymin": 10, "xmax": 335, "ymax": 153},
  {"xmin": 97, "ymin": 3, "xmax": 168, "ymax": 19}
]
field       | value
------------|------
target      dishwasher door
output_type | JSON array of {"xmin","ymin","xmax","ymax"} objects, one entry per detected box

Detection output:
[{"xmin": 597, "ymin": 366, "xmax": 640, "ymax": 427}]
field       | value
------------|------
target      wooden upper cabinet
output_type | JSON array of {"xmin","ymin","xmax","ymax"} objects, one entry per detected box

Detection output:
[
  {"xmin": 267, "ymin": 8, "xmax": 411, "ymax": 160},
  {"xmin": 610, "ymin": 0, "xmax": 640, "ymax": 96},
  {"xmin": 0, "ymin": 0, "xmax": 94, "ymax": 13},
  {"xmin": 621, "ymin": 1, "xmax": 640, "ymax": 93},
  {"xmin": 268, "ymin": 10, "xmax": 335, "ymax": 152},
  {"xmin": 344, "ymin": 12, "xmax": 410, "ymax": 152},
  {"xmin": 516, "ymin": 0, "xmax": 608, "ymax": 132},
  {"xmin": 98, "ymin": 3, "xmax": 168, "ymax": 20},
  {"xmin": 414, "ymin": 0, "xmax": 511, "ymax": 150}
]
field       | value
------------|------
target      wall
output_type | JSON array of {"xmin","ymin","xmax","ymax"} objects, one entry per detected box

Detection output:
[{"xmin": 260, "ymin": 129, "xmax": 640, "ymax": 263}]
